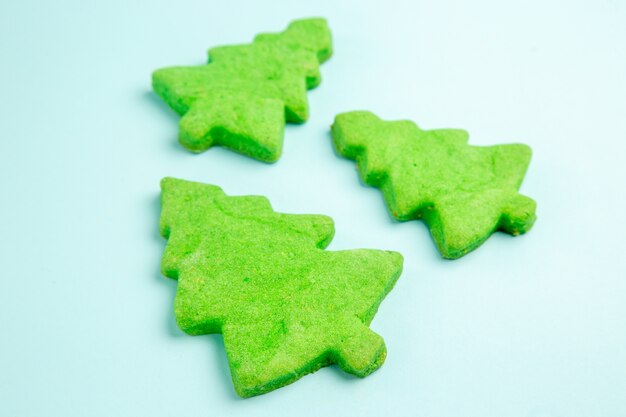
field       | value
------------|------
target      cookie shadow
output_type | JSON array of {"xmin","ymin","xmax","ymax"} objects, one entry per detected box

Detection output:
[
  {"xmin": 143, "ymin": 90, "xmax": 178, "ymax": 122},
  {"xmin": 151, "ymin": 193, "xmax": 183, "ymax": 338},
  {"xmin": 142, "ymin": 90, "xmax": 191, "ymax": 154},
  {"xmin": 206, "ymin": 334, "xmax": 241, "ymax": 400}
]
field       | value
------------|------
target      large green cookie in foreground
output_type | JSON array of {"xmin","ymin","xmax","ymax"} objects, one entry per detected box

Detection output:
[
  {"xmin": 159, "ymin": 177, "xmax": 403, "ymax": 397},
  {"xmin": 152, "ymin": 18, "xmax": 332, "ymax": 163},
  {"xmin": 331, "ymin": 111, "xmax": 537, "ymax": 259}
]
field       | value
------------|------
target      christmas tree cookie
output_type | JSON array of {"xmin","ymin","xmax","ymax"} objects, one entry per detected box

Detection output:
[
  {"xmin": 152, "ymin": 18, "xmax": 332, "ymax": 163},
  {"xmin": 331, "ymin": 111, "xmax": 536, "ymax": 259},
  {"xmin": 159, "ymin": 177, "xmax": 403, "ymax": 397}
]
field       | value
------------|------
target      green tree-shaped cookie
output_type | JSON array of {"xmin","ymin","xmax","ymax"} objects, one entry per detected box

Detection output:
[
  {"xmin": 152, "ymin": 18, "xmax": 332, "ymax": 163},
  {"xmin": 331, "ymin": 111, "xmax": 537, "ymax": 259},
  {"xmin": 159, "ymin": 177, "xmax": 403, "ymax": 397}
]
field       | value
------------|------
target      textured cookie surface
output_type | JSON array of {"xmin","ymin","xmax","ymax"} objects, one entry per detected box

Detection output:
[
  {"xmin": 331, "ymin": 111, "xmax": 536, "ymax": 259},
  {"xmin": 152, "ymin": 18, "xmax": 332, "ymax": 163},
  {"xmin": 159, "ymin": 177, "xmax": 403, "ymax": 397}
]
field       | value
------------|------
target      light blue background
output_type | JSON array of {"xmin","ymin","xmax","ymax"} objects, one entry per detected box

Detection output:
[{"xmin": 1, "ymin": 1, "xmax": 625, "ymax": 416}]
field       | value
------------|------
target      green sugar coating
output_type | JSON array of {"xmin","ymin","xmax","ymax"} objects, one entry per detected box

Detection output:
[
  {"xmin": 331, "ymin": 111, "xmax": 537, "ymax": 259},
  {"xmin": 159, "ymin": 177, "xmax": 403, "ymax": 397},
  {"xmin": 152, "ymin": 18, "xmax": 332, "ymax": 163}
]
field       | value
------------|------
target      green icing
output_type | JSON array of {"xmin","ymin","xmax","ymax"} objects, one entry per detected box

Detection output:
[
  {"xmin": 152, "ymin": 18, "xmax": 332, "ymax": 163},
  {"xmin": 159, "ymin": 177, "xmax": 403, "ymax": 397},
  {"xmin": 331, "ymin": 111, "xmax": 537, "ymax": 259}
]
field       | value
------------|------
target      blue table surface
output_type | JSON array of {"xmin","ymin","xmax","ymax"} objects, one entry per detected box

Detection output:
[{"xmin": 1, "ymin": 1, "xmax": 625, "ymax": 416}]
